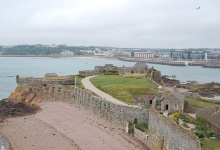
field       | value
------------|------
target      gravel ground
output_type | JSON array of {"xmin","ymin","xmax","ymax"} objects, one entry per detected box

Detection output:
[{"xmin": 0, "ymin": 102, "xmax": 147, "ymax": 150}]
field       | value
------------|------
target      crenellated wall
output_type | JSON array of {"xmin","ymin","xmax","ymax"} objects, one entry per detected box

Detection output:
[
  {"xmin": 17, "ymin": 76, "xmax": 201, "ymax": 149},
  {"xmin": 34, "ymin": 84, "xmax": 149, "ymax": 129}
]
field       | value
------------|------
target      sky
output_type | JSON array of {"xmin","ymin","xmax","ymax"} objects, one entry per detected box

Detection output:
[{"xmin": 0, "ymin": 0, "xmax": 220, "ymax": 48}]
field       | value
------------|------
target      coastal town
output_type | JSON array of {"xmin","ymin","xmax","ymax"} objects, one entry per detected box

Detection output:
[{"xmin": 1, "ymin": 45, "xmax": 220, "ymax": 68}]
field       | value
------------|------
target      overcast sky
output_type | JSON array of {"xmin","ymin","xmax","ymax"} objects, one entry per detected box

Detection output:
[{"xmin": 0, "ymin": 0, "xmax": 220, "ymax": 48}]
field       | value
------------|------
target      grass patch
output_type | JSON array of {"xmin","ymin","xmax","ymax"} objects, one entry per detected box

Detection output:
[
  {"xmin": 145, "ymin": 104, "xmax": 152, "ymax": 109},
  {"xmin": 122, "ymin": 73, "xmax": 146, "ymax": 78},
  {"xmin": 179, "ymin": 114, "xmax": 196, "ymax": 124},
  {"xmin": 185, "ymin": 97, "xmax": 220, "ymax": 108},
  {"xmin": 201, "ymin": 138, "xmax": 220, "ymax": 150},
  {"xmin": 90, "ymin": 75, "xmax": 157, "ymax": 104},
  {"xmin": 135, "ymin": 123, "xmax": 148, "ymax": 133},
  {"xmin": 61, "ymin": 75, "xmax": 85, "ymax": 89},
  {"xmin": 76, "ymin": 76, "xmax": 85, "ymax": 89},
  {"xmin": 128, "ymin": 123, "xmax": 134, "ymax": 134}
]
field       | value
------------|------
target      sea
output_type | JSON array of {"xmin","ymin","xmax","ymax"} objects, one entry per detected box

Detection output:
[{"xmin": 1, "ymin": 57, "xmax": 220, "ymax": 100}]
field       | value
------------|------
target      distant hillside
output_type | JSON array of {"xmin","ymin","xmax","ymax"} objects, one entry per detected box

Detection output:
[{"xmin": 0, "ymin": 45, "xmax": 109, "ymax": 56}]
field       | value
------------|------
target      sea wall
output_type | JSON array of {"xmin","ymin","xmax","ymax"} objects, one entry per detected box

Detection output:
[
  {"xmin": 36, "ymin": 84, "xmax": 149, "ymax": 129},
  {"xmin": 147, "ymin": 110, "xmax": 201, "ymax": 150}
]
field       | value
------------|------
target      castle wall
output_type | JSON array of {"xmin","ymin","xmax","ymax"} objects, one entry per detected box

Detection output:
[
  {"xmin": 17, "ymin": 77, "xmax": 201, "ymax": 149},
  {"xmin": 41, "ymin": 84, "xmax": 149, "ymax": 128},
  {"xmin": 134, "ymin": 127, "xmax": 148, "ymax": 147},
  {"xmin": 147, "ymin": 110, "xmax": 201, "ymax": 150}
]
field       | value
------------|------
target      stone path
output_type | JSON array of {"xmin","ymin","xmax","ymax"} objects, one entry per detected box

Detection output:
[
  {"xmin": 179, "ymin": 119, "xmax": 196, "ymax": 131},
  {"xmin": 0, "ymin": 102, "xmax": 147, "ymax": 150},
  {"xmin": 81, "ymin": 76, "xmax": 137, "ymax": 107}
]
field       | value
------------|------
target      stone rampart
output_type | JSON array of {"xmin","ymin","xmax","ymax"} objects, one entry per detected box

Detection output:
[
  {"xmin": 18, "ymin": 77, "xmax": 75, "ymax": 88},
  {"xmin": 147, "ymin": 110, "xmax": 201, "ymax": 150},
  {"xmin": 19, "ymin": 77, "xmax": 43, "ymax": 87},
  {"xmin": 134, "ymin": 127, "xmax": 148, "ymax": 147},
  {"xmin": 37, "ymin": 84, "xmax": 148, "ymax": 129},
  {"xmin": 17, "ymin": 76, "xmax": 201, "ymax": 149}
]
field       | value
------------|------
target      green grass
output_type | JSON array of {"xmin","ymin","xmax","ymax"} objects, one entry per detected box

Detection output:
[
  {"xmin": 145, "ymin": 104, "xmax": 152, "ymax": 109},
  {"xmin": 179, "ymin": 114, "xmax": 196, "ymax": 124},
  {"xmin": 90, "ymin": 75, "xmax": 157, "ymax": 104},
  {"xmin": 76, "ymin": 76, "xmax": 85, "ymax": 89},
  {"xmin": 185, "ymin": 97, "xmax": 220, "ymax": 108},
  {"xmin": 135, "ymin": 123, "xmax": 148, "ymax": 133},
  {"xmin": 201, "ymin": 138, "xmax": 220, "ymax": 150}
]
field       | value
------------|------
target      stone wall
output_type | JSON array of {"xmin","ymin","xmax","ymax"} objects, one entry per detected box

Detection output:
[
  {"xmin": 134, "ymin": 127, "xmax": 148, "ymax": 147},
  {"xmin": 17, "ymin": 76, "xmax": 202, "ymax": 149},
  {"xmin": 133, "ymin": 95, "xmax": 154, "ymax": 105},
  {"xmin": 18, "ymin": 77, "xmax": 75, "ymax": 88},
  {"xmin": 147, "ymin": 110, "xmax": 201, "ymax": 150},
  {"xmin": 38, "ymin": 84, "xmax": 149, "ymax": 129}
]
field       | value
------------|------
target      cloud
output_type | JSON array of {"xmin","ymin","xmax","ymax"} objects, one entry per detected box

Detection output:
[{"xmin": 0, "ymin": 0, "xmax": 220, "ymax": 48}]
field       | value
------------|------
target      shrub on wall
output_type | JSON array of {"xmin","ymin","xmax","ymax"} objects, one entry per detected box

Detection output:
[
  {"xmin": 77, "ymin": 74, "xmax": 85, "ymax": 78},
  {"xmin": 135, "ymin": 123, "xmax": 148, "ymax": 133},
  {"xmin": 172, "ymin": 113, "xmax": 180, "ymax": 119},
  {"xmin": 195, "ymin": 131, "xmax": 205, "ymax": 138},
  {"xmin": 129, "ymin": 123, "xmax": 134, "ymax": 134}
]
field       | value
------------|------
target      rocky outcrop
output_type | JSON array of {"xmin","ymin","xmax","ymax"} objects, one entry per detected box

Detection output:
[
  {"xmin": 0, "ymin": 85, "xmax": 41, "ymax": 122},
  {"xmin": 7, "ymin": 85, "xmax": 42, "ymax": 106}
]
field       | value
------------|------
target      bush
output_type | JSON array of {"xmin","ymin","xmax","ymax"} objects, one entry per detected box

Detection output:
[
  {"xmin": 206, "ymin": 130, "xmax": 215, "ymax": 138},
  {"xmin": 196, "ymin": 124, "xmax": 208, "ymax": 131},
  {"xmin": 179, "ymin": 114, "xmax": 196, "ymax": 124},
  {"xmin": 171, "ymin": 116, "xmax": 179, "ymax": 125},
  {"xmin": 195, "ymin": 131, "xmax": 205, "ymax": 138},
  {"xmin": 172, "ymin": 113, "xmax": 180, "ymax": 119}
]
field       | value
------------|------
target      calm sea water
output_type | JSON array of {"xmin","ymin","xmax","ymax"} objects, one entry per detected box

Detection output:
[{"xmin": 0, "ymin": 57, "xmax": 220, "ymax": 100}]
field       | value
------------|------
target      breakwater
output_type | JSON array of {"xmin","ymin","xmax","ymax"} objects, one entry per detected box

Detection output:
[
  {"xmin": 119, "ymin": 57, "xmax": 220, "ymax": 68},
  {"xmin": 118, "ymin": 57, "xmax": 186, "ymax": 66}
]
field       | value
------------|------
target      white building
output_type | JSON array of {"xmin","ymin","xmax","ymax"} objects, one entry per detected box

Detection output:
[
  {"xmin": 121, "ymin": 52, "xmax": 132, "ymax": 57},
  {"xmin": 132, "ymin": 52, "xmax": 154, "ymax": 58},
  {"xmin": 61, "ymin": 50, "xmax": 74, "ymax": 56}
]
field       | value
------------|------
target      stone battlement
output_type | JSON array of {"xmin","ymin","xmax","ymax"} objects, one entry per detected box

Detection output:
[{"xmin": 16, "ymin": 75, "xmax": 201, "ymax": 150}]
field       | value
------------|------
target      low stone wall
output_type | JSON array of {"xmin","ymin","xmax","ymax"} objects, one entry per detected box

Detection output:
[
  {"xmin": 185, "ymin": 92, "xmax": 201, "ymax": 99},
  {"xmin": 147, "ymin": 110, "xmax": 201, "ymax": 150},
  {"xmin": 134, "ymin": 127, "xmax": 148, "ymax": 146},
  {"xmin": 18, "ymin": 77, "xmax": 75, "ymax": 88},
  {"xmin": 37, "ymin": 84, "xmax": 149, "ymax": 129}
]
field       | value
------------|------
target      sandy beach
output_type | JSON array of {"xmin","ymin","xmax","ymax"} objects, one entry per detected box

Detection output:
[{"xmin": 0, "ymin": 101, "xmax": 147, "ymax": 150}]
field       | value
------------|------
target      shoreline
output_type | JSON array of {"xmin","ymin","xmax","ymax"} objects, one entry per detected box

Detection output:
[{"xmin": 0, "ymin": 55, "xmax": 117, "ymax": 59}]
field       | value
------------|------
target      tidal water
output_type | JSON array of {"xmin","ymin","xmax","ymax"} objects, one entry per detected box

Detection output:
[{"xmin": 0, "ymin": 57, "xmax": 220, "ymax": 100}]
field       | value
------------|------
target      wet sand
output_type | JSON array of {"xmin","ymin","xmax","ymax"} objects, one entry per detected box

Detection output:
[{"xmin": 0, "ymin": 102, "xmax": 147, "ymax": 150}]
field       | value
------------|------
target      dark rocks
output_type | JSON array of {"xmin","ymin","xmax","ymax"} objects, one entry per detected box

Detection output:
[{"xmin": 0, "ymin": 99, "xmax": 40, "ymax": 122}]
